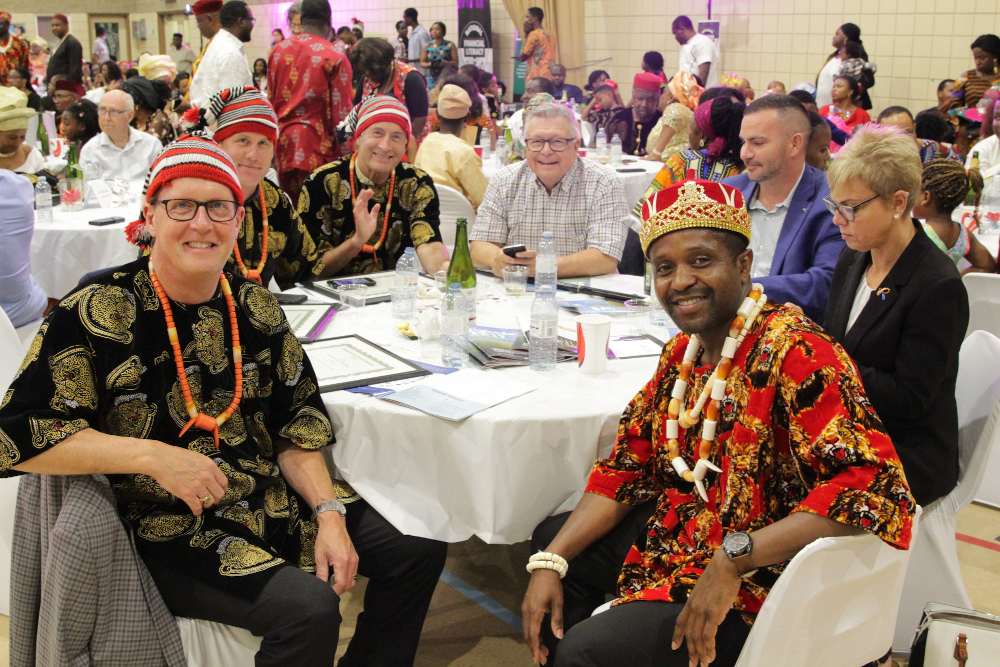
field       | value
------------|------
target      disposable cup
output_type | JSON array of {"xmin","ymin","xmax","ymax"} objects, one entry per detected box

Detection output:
[{"xmin": 576, "ymin": 314, "xmax": 612, "ymax": 375}]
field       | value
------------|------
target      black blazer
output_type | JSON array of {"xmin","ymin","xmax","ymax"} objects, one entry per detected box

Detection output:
[{"xmin": 825, "ymin": 223, "xmax": 968, "ymax": 506}]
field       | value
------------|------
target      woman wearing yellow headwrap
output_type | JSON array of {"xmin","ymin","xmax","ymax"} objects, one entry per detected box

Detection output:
[
  {"xmin": 721, "ymin": 73, "xmax": 755, "ymax": 102},
  {"xmin": 643, "ymin": 71, "xmax": 703, "ymax": 162},
  {"xmin": 137, "ymin": 53, "xmax": 177, "ymax": 83},
  {"xmin": 0, "ymin": 86, "xmax": 44, "ymax": 175}
]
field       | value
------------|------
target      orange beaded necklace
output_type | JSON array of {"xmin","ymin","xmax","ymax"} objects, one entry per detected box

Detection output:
[
  {"xmin": 348, "ymin": 151, "xmax": 395, "ymax": 254},
  {"xmin": 231, "ymin": 182, "xmax": 269, "ymax": 285},
  {"xmin": 667, "ymin": 283, "xmax": 767, "ymax": 502},
  {"xmin": 148, "ymin": 259, "xmax": 244, "ymax": 447}
]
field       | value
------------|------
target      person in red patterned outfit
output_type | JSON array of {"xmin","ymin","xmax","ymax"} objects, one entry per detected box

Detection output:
[
  {"xmin": 0, "ymin": 11, "xmax": 29, "ymax": 86},
  {"xmin": 521, "ymin": 178, "xmax": 915, "ymax": 667},
  {"xmin": 267, "ymin": 0, "xmax": 353, "ymax": 203}
]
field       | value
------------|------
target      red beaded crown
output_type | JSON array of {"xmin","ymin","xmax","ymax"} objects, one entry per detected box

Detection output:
[{"xmin": 639, "ymin": 177, "xmax": 752, "ymax": 256}]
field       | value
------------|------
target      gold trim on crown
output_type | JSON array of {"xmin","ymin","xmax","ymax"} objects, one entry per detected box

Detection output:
[{"xmin": 640, "ymin": 180, "xmax": 752, "ymax": 255}]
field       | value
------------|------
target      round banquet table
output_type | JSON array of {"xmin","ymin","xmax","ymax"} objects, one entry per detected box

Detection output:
[
  {"xmin": 31, "ymin": 202, "xmax": 140, "ymax": 299},
  {"xmin": 297, "ymin": 275, "xmax": 669, "ymax": 544},
  {"xmin": 481, "ymin": 153, "xmax": 662, "ymax": 217}
]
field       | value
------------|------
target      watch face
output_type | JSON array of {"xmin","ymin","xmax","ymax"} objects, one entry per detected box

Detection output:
[{"xmin": 724, "ymin": 532, "xmax": 751, "ymax": 553}]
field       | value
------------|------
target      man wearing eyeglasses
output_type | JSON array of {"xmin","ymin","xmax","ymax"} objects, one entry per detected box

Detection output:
[
  {"xmin": 722, "ymin": 94, "xmax": 844, "ymax": 324},
  {"xmin": 80, "ymin": 89, "xmax": 163, "ymax": 181},
  {"xmin": 470, "ymin": 102, "xmax": 630, "ymax": 277},
  {"xmin": 189, "ymin": 0, "xmax": 255, "ymax": 108}
]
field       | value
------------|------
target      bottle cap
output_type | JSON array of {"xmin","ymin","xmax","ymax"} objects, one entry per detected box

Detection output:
[
  {"xmin": 450, "ymin": 282, "xmax": 461, "ymax": 289},
  {"xmin": 542, "ymin": 231, "xmax": 553, "ymax": 238}
]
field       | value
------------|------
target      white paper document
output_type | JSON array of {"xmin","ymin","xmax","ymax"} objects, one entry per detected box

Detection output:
[
  {"xmin": 608, "ymin": 336, "xmax": 665, "ymax": 359},
  {"xmin": 380, "ymin": 368, "xmax": 535, "ymax": 420}
]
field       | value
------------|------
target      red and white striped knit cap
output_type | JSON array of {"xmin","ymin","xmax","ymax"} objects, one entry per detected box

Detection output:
[
  {"xmin": 354, "ymin": 94, "xmax": 411, "ymax": 139},
  {"xmin": 125, "ymin": 134, "xmax": 244, "ymax": 248},
  {"xmin": 204, "ymin": 86, "xmax": 278, "ymax": 144}
]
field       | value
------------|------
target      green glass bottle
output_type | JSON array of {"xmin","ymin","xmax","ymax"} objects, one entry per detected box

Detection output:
[
  {"xmin": 36, "ymin": 112, "xmax": 50, "ymax": 157},
  {"xmin": 644, "ymin": 259, "xmax": 653, "ymax": 295},
  {"xmin": 503, "ymin": 120, "xmax": 514, "ymax": 165},
  {"xmin": 447, "ymin": 217, "xmax": 477, "ymax": 321},
  {"xmin": 65, "ymin": 141, "xmax": 82, "ymax": 180}
]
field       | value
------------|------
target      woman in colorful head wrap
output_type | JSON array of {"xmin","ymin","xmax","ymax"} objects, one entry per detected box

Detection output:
[
  {"xmin": 633, "ymin": 95, "xmax": 745, "ymax": 216},
  {"xmin": 0, "ymin": 85, "xmax": 43, "ymax": 175},
  {"xmin": 644, "ymin": 71, "xmax": 704, "ymax": 162},
  {"xmin": 721, "ymin": 73, "xmax": 755, "ymax": 102}
]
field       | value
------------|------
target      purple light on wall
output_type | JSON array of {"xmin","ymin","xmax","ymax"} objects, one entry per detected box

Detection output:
[{"xmin": 458, "ymin": 0, "xmax": 489, "ymax": 9}]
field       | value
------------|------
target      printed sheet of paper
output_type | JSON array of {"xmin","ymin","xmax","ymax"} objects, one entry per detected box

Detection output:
[
  {"xmin": 304, "ymin": 336, "xmax": 428, "ymax": 391},
  {"xmin": 608, "ymin": 335, "xmax": 665, "ymax": 359},
  {"xmin": 380, "ymin": 368, "xmax": 535, "ymax": 420}
]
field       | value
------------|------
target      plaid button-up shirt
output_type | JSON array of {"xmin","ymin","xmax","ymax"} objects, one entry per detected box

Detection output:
[{"xmin": 470, "ymin": 159, "xmax": 630, "ymax": 260}]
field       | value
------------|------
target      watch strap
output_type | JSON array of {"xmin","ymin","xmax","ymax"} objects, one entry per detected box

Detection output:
[
  {"xmin": 314, "ymin": 498, "xmax": 347, "ymax": 518},
  {"xmin": 731, "ymin": 552, "xmax": 757, "ymax": 577}
]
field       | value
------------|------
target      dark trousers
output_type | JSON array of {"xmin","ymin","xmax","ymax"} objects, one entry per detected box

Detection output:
[
  {"xmin": 532, "ymin": 501, "xmax": 658, "ymax": 662},
  {"xmin": 555, "ymin": 601, "xmax": 751, "ymax": 667},
  {"xmin": 147, "ymin": 498, "xmax": 448, "ymax": 667}
]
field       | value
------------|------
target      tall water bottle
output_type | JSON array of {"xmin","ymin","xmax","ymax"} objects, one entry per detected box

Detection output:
[
  {"xmin": 479, "ymin": 128, "xmax": 491, "ymax": 161},
  {"xmin": 393, "ymin": 247, "xmax": 419, "ymax": 317},
  {"xmin": 441, "ymin": 284, "xmax": 469, "ymax": 367},
  {"xmin": 529, "ymin": 285, "xmax": 558, "ymax": 372},
  {"xmin": 35, "ymin": 179, "xmax": 53, "ymax": 222},
  {"xmin": 535, "ymin": 230, "xmax": 558, "ymax": 291},
  {"xmin": 610, "ymin": 133, "xmax": 623, "ymax": 166},
  {"xmin": 495, "ymin": 134, "xmax": 506, "ymax": 169},
  {"xmin": 595, "ymin": 127, "xmax": 607, "ymax": 157}
]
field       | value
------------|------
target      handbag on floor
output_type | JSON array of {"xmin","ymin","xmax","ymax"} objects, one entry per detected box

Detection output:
[{"xmin": 908, "ymin": 603, "xmax": 1000, "ymax": 666}]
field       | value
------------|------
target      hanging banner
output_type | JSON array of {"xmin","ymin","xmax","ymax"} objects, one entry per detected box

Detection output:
[
  {"xmin": 513, "ymin": 30, "xmax": 527, "ymax": 96},
  {"xmin": 457, "ymin": 0, "xmax": 493, "ymax": 74}
]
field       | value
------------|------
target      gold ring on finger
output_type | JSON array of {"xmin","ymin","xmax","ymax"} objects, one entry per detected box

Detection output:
[{"xmin": 200, "ymin": 496, "xmax": 212, "ymax": 505}]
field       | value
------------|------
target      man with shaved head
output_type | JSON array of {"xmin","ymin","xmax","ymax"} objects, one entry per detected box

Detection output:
[
  {"xmin": 80, "ymin": 89, "xmax": 163, "ymax": 181},
  {"xmin": 722, "ymin": 94, "xmax": 844, "ymax": 323}
]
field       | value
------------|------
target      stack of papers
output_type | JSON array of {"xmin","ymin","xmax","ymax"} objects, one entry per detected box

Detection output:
[
  {"xmin": 467, "ymin": 326, "xmax": 577, "ymax": 368},
  {"xmin": 556, "ymin": 298, "xmax": 628, "ymax": 316},
  {"xmin": 379, "ymin": 368, "xmax": 536, "ymax": 420}
]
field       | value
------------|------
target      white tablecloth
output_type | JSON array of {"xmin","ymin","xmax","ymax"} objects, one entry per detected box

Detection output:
[
  {"xmin": 298, "ymin": 275, "xmax": 666, "ymax": 543},
  {"xmin": 31, "ymin": 203, "xmax": 139, "ymax": 298}
]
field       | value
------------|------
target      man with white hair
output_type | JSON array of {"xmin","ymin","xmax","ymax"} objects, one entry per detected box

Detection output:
[
  {"xmin": 80, "ymin": 89, "xmax": 163, "ymax": 181},
  {"xmin": 470, "ymin": 102, "xmax": 630, "ymax": 277}
]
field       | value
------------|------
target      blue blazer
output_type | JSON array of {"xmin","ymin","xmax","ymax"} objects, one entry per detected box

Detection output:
[{"xmin": 722, "ymin": 166, "xmax": 844, "ymax": 324}]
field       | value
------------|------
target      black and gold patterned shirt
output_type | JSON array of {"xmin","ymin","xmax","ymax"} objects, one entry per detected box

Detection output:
[
  {"xmin": 296, "ymin": 156, "xmax": 443, "ymax": 276},
  {"xmin": 0, "ymin": 258, "xmax": 349, "ymax": 600},
  {"xmin": 235, "ymin": 179, "xmax": 326, "ymax": 290}
]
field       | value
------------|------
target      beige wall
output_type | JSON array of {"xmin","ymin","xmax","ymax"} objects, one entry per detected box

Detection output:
[{"xmin": 586, "ymin": 0, "xmax": 1000, "ymax": 116}]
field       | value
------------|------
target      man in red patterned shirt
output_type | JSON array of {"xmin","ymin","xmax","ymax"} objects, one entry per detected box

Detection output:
[
  {"xmin": 267, "ymin": 0, "xmax": 353, "ymax": 203},
  {"xmin": 0, "ymin": 12, "xmax": 29, "ymax": 86},
  {"xmin": 521, "ymin": 178, "xmax": 915, "ymax": 667}
]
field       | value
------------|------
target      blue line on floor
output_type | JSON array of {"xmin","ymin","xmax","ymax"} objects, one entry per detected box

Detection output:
[{"xmin": 439, "ymin": 569, "xmax": 523, "ymax": 631}]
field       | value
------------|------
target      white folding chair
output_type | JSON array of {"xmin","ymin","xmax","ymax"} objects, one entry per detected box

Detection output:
[
  {"xmin": 962, "ymin": 273, "xmax": 1000, "ymax": 340},
  {"xmin": 435, "ymin": 183, "xmax": 476, "ymax": 252},
  {"xmin": 0, "ymin": 307, "xmax": 24, "ymax": 616},
  {"xmin": 177, "ymin": 618, "xmax": 260, "ymax": 666},
  {"xmin": 581, "ymin": 120, "xmax": 596, "ymax": 148},
  {"xmin": 894, "ymin": 330, "xmax": 1000, "ymax": 652},
  {"xmin": 735, "ymin": 508, "xmax": 921, "ymax": 667}
]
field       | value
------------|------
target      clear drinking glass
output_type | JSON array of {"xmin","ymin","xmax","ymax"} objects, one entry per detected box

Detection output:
[
  {"xmin": 338, "ymin": 284, "xmax": 367, "ymax": 309},
  {"xmin": 624, "ymin": 298, "xmax": 652, "ymax": 335},
  {"xmin": 390, "ymin": 286, "xmax": 416, "ymax": 318},
  {"xmin": 502, "ymin": 265, "xmax": 529, "ymax": 297},
  {"xmin": 59, "ymin": 178, "xmax": 84, "ymax": 212}
]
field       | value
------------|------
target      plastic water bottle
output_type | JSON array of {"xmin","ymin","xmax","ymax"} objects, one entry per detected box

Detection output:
[
  {"xmin": 535, "ymin": 231, "xmax": 558, "ymax": 291},
  {"xmin": 610, "ymin": 133, "xmax": 623, "ymax": 166},
  {"xmin": 495, "ymin": 134, "xmax": 506, "ymax": 168},
  {"xmin": 595, "ymin": 127, "xmax": 607, "ymax": 157},
  {"xmin": 35, "ymin": 179, "xmax": 53, "ymax": 222},
  {"xmin": 529, "ymin": 286, "xmax": 558, "ymax": 372},
  {"xmin": 441, "ymin": 283, "xmax": 469, "ymax": 367},
  {"xmin": 479, "ymin": 128, "xmax": 491, "ymax": 161},
  {"xmin": 981, "ymin": 174, "xmax": 1000, "ymax": 232},
  {"xmin": 395, "ymin": 247, "xmax": 419, "ymax": 289}
]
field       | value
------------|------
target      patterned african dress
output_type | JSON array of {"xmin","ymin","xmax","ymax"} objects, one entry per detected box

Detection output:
[
  {"xmin": 941, "ymin": 69, "xmax": 1000, "ymax": 114},
  {"xmin": 604, "ymin": 107, "xmax": 663, "ymax": 157},
  {"xmin": 233, "ymin": 179, "xmax": 327, "ymax": 290},
  {"xmin": 267, "ymin": 33, "xmax": 355, "ymax": 180},
  {"xmin": 645, "ymin": 103, "xmax": 693, "ymax": 161},
  {"xmin": 922, "ymin": 221, "xmax": 970, "ymax": 265},
  {"xmin": 632, "ymin": 149, "xmax": 742, "ymax": 216},
  {"xmin": 586, "ymin": 304, "xmax": 915, "ymax": 623},
  {"xmin": 424, "ymin": 39, "xmax": 453, "ymax": 88},
  {"xmin": 522, "ymin": 28, "xmax": 557, "ymax": 80},
  {"xmin": 0, "ymin": 34, "xmax": 29, "ymax": 86},
  {"xmin": 0, "ymin": 258, "xmax": 358, "ymax": 600},
  {"xmin": 297, "ymin": 156, "xmax": 443, "ymax": 276}
]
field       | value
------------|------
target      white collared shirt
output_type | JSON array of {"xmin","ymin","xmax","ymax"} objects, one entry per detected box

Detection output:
[
  {"xmin": 80, "ymin": 127, "xmax": 164, "ymax": 182},
  {"xmin": 678, "ymin": 34, "xmax": 719, "ymax": 88},
  {"xmin": 189, "ymin": 29, "xmax": 253, "ymax": 108},
  {"xmin": 747, "ymin": 165, "xmax": 806, "ymax": 279}
]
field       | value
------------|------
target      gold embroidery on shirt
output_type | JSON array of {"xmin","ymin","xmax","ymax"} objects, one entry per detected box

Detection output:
[
  {"xmin": 240, "ymin": 283, "xmax": 284, "ymax": 334},
  {"xmin": 276, "ymin": 330, "xmax": 303, "ymax": 386},
  {"xmin": 333, "ymin": 479, "xmax": 361, "ymax": 504},
  {"xmin": 242, "ymin": 362, "xmax": 261, "ymax": 399},
  {"xmin": 133, "ymin": 270, "xmax": 160, "ymax": 311},
  {"xmin": 106, "ymin": 355, "xmax": 144, "ymax": 390},
  {"xmin": 154, "ymin": 351, "xmax": 170, "ymax": 365},
  {"xmin": 186, "ymin": 307, "xmax": 229, "ymax": 374},
  {"xmin": 290, "ymin": 377, "xmax": 316, "ymax": 411},
  {"xmin": 264, "ymin": 480, "xmax": 289, "ymax": 518},
  {"xmin": 102, "ymin": 394, "xmax": 157, "ymax": 439},
  {"xmin": 137, "ymin": 513, "xmax": 202, "ymax": 542},
  {"xmin": 216, "ymin": 460, "xmax": 256, "ymax": 504},
  {"xmin": 264, "ymin": 181, "xmax": 280, "ymax": 209},
  {"xmin": 298, "ymin": 519, "xmax": 317, "ymax": 572},
  {"xmin": 29, "ymin": 416, "xmax": 88, "ymax": 449},
  {"xmin": 48, "ymin": 345, "xmax": 97, "ymax": 413},
  {"xmin": 411, "ymin": 220, "xmax": 434, "ymax": 246},
  {"xmin": 0, "ymin": 426, "xmax": 20, "ymax": 468},
  {"xmin": 279, "ymin": 405, "xmax": 332, "ymax": 450},
  {"xmin": 190, "ymin": 528, "xmax": 227, "ymax": 550},
  {"xmin": 79, "ymin": 285, "xmax": 136, "ymax": 343},
  {"xmin": 249, "ymin": 411, "xmax": 273, "ymax": 457},
  {"xmin": 217, "ymin": 536, "xmax": 284, "ymax": 576},
  {"xmin": 268, "ymin": 229, "xmax": 287, "ymax": 257},
  {"xmin": 216, "ymin": 501, "xmax": 266, "ymax": 537},
  {"xmin": 60, "ymin": 284, "xmax": 99, "ymax": 310},
  {"xmin": 113, "ymin": 473, "xmax": 175, "ymax": 503},
  {"xmin": 323, "ymin": 173, "xmax": 349, "ymax": 210},
  {"xmin": 16, "ymin": 322, "xmax": 47, "ymax": 380}
]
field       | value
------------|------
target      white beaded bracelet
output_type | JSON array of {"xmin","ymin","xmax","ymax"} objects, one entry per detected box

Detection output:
[{"xmin": 526, "ymin": 551, "xmax": 569, "ymax": 578}]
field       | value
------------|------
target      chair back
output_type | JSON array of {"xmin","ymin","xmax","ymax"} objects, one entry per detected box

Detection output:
[
  {"xmin": 581, "ymin": 120, "xmax": 596, "ymax": 148},
  {"xmin": 0, "ymin": 307, "xmax": 24, "ymax": 616},
  {"xmin": 617, "ymin": 226, "xmax": 645, "ymax": 276},
  {"xmin": 435, "ymin": 183, "xmax": 476, "ymax": 252},
  {"xmin": 735, "ymin": 507, "xmax": 921, "ymax": 667},
  {"xmin": 962, "ymin": 273, "xmax": 1000, "ymax": 340},
  {"xmin": 0, "ymin": 307, "xmax": 24, "ymax": 391}
]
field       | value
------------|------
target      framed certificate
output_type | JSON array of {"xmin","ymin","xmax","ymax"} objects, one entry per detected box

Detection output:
[
  {"xmin": 304, "ymin": 335, "xmax": 430, "ymax": 392},
  {"xmin": 282, "ymin": 304, "xmax": 339, "ymax": 342}
]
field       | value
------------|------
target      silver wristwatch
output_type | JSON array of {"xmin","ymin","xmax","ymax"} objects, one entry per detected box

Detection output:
[
  {"xmin": 721, "ymin": 531, "xmax": 757, "ymax": 577},
  {"xmin": 314, "ymin": 498, "xmax": 347, "ymax": 518}
]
